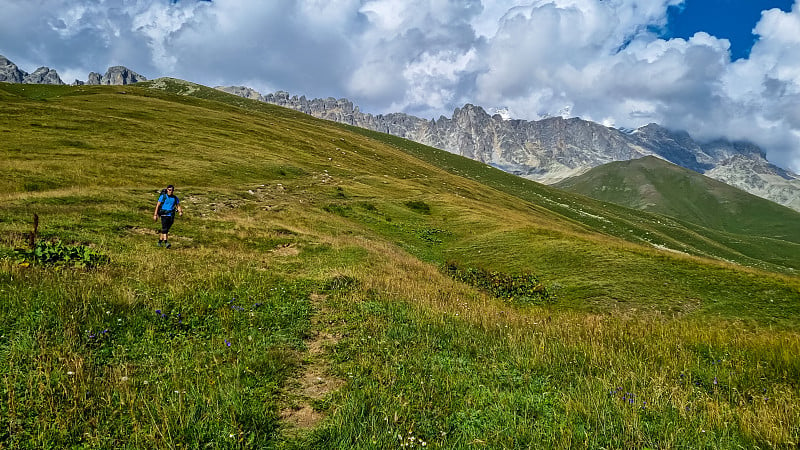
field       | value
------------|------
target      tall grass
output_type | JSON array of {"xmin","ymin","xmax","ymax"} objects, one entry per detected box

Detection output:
[
  {"xmin": 301, "ymin": 244, "xmax": 800, "ymax": 448},
  {"xmin": 0, "ymin": 259, "xmax": 317, "ymax": 448}
]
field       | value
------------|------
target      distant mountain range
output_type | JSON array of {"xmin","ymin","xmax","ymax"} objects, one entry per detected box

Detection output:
[
  {"xmin": 218, "ymin": 86, "xmax": 800, "ymax": 212},
  {"xmin": 1, "ymin": 53, "xmax": 796, "ymax": 212}
]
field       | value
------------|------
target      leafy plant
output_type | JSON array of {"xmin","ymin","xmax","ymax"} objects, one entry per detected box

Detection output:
[
  {"xmin": 443, "ymin": 260, "xmax": 553, "ymax": 304},
  {"xmin": 417, "ymin": 227, "xmax": 450, "ymax": 244},
  {"xmin": 14, "ymin": 239, "xmax": 109, "ymax": 268},
  {"xmin": 404, "ymin": 200, "xmax": 431, "ymax": 214}
]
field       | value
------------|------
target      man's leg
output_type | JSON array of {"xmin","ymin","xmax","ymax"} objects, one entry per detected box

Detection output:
[{"xmin": 161, "ymin": 216, "xmax": 174, "ymax": 248}]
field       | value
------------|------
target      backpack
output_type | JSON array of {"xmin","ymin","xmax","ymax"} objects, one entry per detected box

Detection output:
[{"xmin": 158, "ymin": 189, "xmax": 177, "ymax": 216}]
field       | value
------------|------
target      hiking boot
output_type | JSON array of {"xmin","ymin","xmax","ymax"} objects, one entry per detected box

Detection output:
[
  {"xmin": 165, "ymin": 241, "xmax": 171, "ymax": 249},
  {"xmin": 158, "ymin": 240, "xmax": 163, "ymax": 247}
]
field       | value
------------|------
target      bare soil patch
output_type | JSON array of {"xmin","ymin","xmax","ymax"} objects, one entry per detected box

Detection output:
[
  {"xmin": 272, "ymin": 243, "xmax": 300, "ymax": 257},
  {"xmin": 279, "ymin": 293, "xmax": 344, "ymax": 434}
]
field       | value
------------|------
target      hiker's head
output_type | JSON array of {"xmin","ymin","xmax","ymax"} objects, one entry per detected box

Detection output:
[{"xmin": 167, "ymin": 185, "xmax": 174, "ymax": 193}]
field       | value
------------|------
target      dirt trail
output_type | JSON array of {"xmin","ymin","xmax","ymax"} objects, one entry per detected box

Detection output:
[{"xmin": 279, "ymin": 293, "xmax": 345, "ymax": 432}]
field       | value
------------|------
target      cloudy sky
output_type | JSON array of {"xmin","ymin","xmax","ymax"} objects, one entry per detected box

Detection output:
[{"xmin": 2, "ymin": 0, "xmax": 799, "ymax": 172}]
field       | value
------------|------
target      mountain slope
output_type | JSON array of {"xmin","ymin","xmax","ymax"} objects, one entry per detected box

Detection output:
[
  {"xmin": 1, "ymin": 80, "xmax": 799, "ymax": 448},
  {"xmin": 230, "ymin": 88, "xmax": 800, "ymax": 211},
  {"xmin": 555, "ymin": 156, "xmax": 800, "ymax": 241},
  {"xmin": 142, "ymin": 79, "xmax": 800, "ymax": 274}
]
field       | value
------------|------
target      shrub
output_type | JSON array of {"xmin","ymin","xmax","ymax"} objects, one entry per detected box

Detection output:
[
  {"xmin": 443, "ymin": 260, "xmax": 553, "ymax": 304},
  {"xmin": 14, "ymin": 239, "xmax": 109, "ymax": 269},
  {"xmin": 404, "ymin": 200, "xmax": 431, "ymax": 214}
]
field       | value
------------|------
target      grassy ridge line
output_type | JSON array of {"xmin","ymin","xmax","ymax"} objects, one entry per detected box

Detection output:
[
  {"xmin": 555, "ymin": 156, "xmax": 800, "ymax": 243},
  {"xmin": 1, "ymin": 81, "xmax": 799, "ymax": 447}
]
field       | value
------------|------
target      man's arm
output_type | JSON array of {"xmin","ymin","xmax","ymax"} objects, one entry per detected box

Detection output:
[{"xmin": 153, "ymin": 201, "xmax": 162, "ymax": 221}]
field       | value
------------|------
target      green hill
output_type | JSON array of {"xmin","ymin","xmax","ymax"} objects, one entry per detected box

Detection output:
[
  {"xmin": 555, "ymin": 155, "xmax": 800, "ymax": 241},
  {"xmin": 1, "ymin": 80, "xmax": 799, "ymax": 448}
]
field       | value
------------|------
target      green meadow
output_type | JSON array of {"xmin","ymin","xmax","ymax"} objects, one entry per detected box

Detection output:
[{"xmin": 1, "ymin": 80, "xmax": 799, "ymax": 448}]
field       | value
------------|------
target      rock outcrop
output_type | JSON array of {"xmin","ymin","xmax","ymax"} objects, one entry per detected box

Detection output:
[
  {"xmin": 0, "ymin": 55, "xmax": 26, "ymax": 83},
  {"xmin": 1, "ymin": 57, "xmax": 64, "ymax": 85},
  {"xmin": 86, "ymin": 72, "xmax": 102, "ymax": 85},
  {"xmin": 0, "ymin": 55, "xmax": 145, "ymax": 86},
  {"xmin": 23, "ymin": 66, "xmax": 64, "ymax": 85},
  {"xmin": 98, "ymin": 66, "xmax": 146, "ymax": 85}
]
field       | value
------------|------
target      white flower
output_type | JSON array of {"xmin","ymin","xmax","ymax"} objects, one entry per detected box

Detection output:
[{"xmin": 67, "ymin": 371, "xmax": 75, "ymax": 376}]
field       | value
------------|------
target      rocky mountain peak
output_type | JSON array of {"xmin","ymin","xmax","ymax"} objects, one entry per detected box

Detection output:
[
  {"xmin": 98, "ymin": 66, "xmax": 146, "ymax": 85},
  {"xmin": 0, "ymin": 55, "xmax": 26, "ymax": 83},
  {"xmin": 24, "ymin": 66, "xmax": 64, "ymax": 85}
]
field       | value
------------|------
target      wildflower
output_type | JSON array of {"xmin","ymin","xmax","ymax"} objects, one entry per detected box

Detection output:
[
  {"xmin": 67, "ymin": 371, "xmax": 75, "ymax": 376},
  {"xmin": 713, "ymin": 377, "xmax": 718, "ymax": 385},
  {"xmin": 225, "ymin": 339, "xmax": 231, "ymax": 347},
  {"xmin": 121, "ymin": 376, "xmax": 129, "ymax": 382},
  {"xmin": 155, "ymin": 309, "xmax": 161, "ymax": 315}
]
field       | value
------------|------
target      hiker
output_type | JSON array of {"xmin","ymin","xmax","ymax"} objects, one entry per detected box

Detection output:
[{"xmin": 153, "ymin": 185, "xmax": 183, "ymax": 248}]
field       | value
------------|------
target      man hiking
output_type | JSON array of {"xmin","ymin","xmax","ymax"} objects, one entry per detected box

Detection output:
[{"xmin": 153, "ymin": 185, "xmax": 183, "ymax": 248}]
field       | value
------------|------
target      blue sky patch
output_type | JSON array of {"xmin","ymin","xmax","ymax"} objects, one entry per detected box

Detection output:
[{"xmin": 663, "ymin": 0, "xmax": 794, "ymax": 60}]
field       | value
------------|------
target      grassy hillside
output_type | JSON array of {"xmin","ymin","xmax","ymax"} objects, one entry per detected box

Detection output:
[
  {"xmin": 1, "ymin": 81, "xmax": 799, "ymax": 448},
  {"xmin": 555, "ymin": 155, "xmax": 800, "ymax": 242}
]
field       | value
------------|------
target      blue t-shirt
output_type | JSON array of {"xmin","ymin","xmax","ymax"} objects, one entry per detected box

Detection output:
[{"xmin": 158, "ymin": 194, "xmax": 179, "ymax": 216}]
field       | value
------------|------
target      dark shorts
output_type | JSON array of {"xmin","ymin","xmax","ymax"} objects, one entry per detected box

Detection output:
[{"xmin": 160, "ymin": 215, "xmax": 175, "ymax": 234}]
